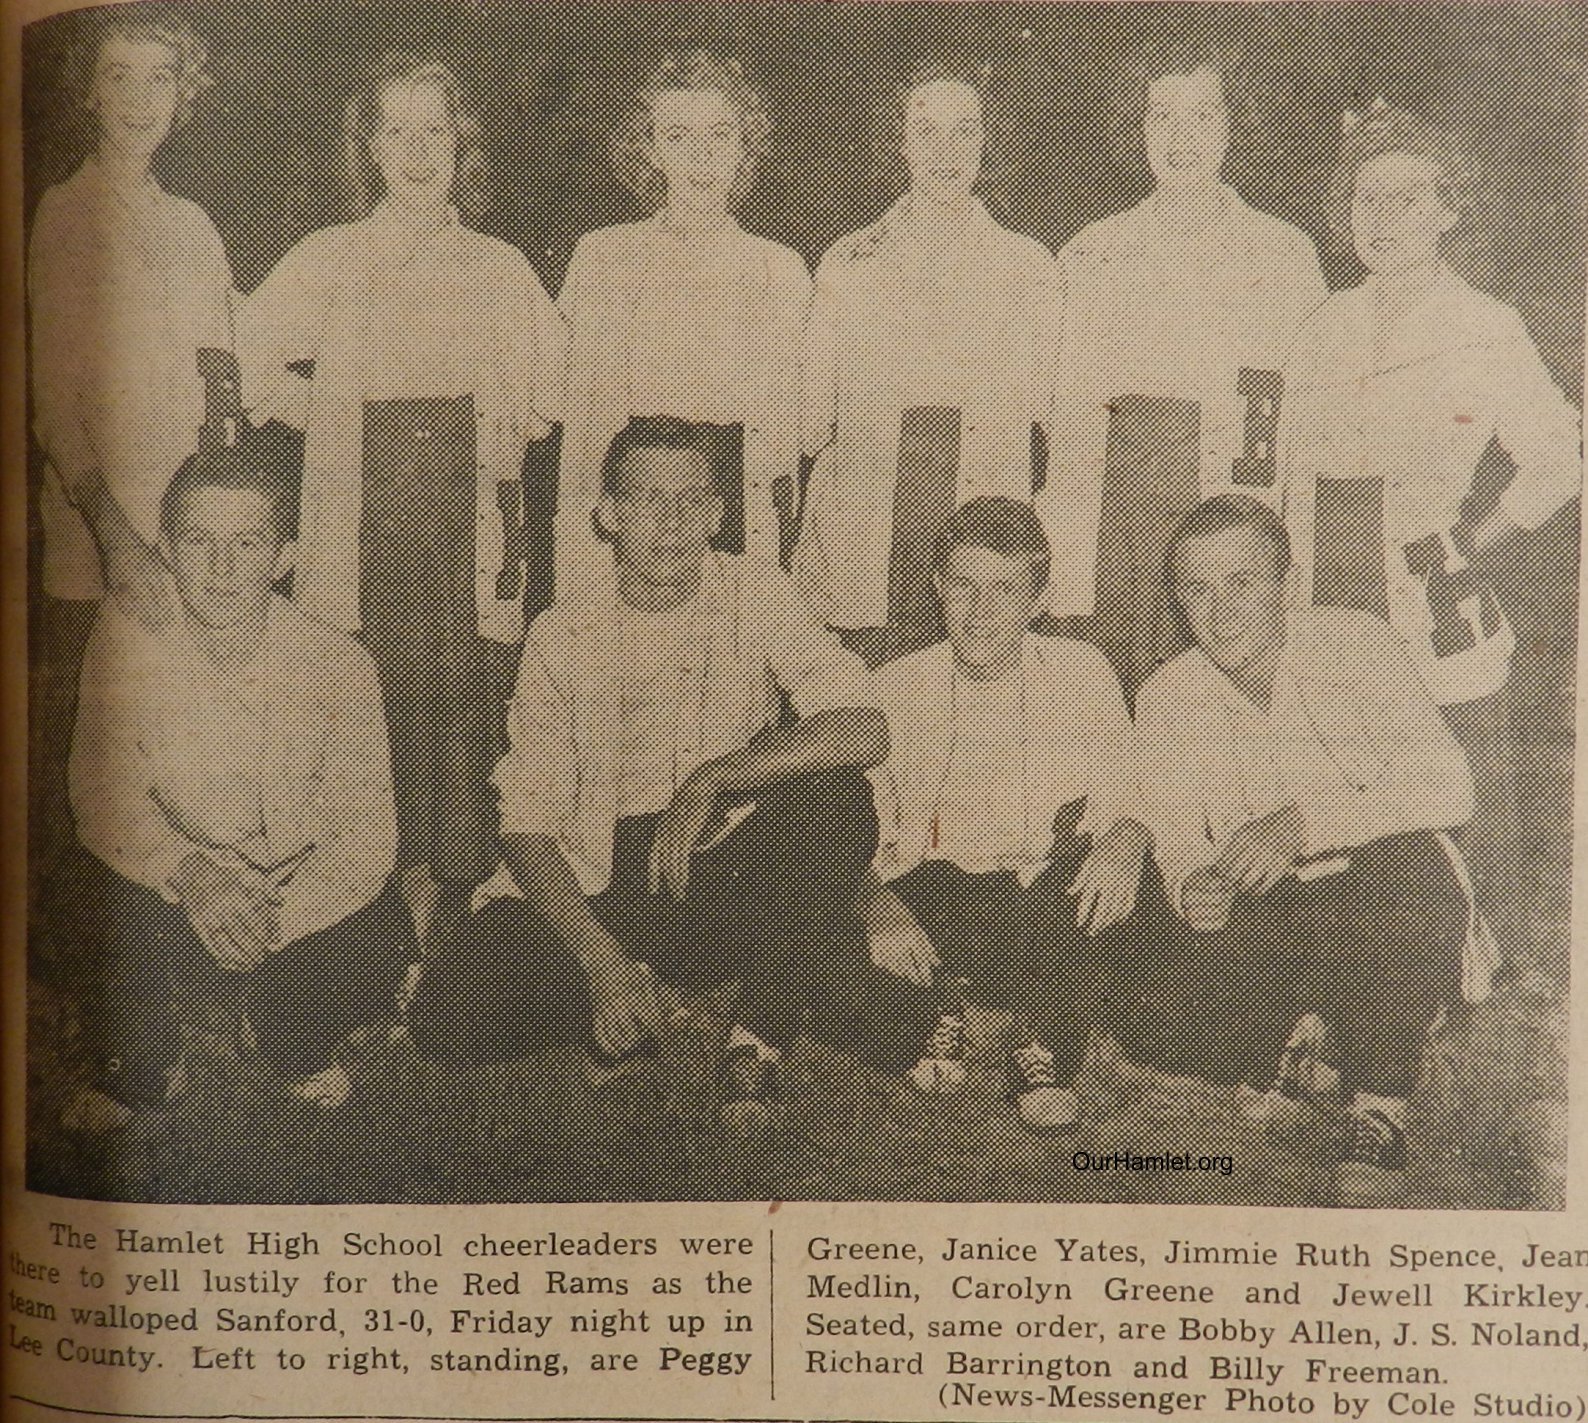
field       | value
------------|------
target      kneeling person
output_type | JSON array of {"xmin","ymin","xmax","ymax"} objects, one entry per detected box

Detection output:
[
  {"xmin": 411, "ymin": 417, "xmax": 933, "ymax": 1123},
  {"xmin": 867, "ymin": 498, "xmax": 1152, "ymax": 1130},
  {"xmin": 1134, "ymin": 494, "xmax": 1479, "ymax": 1168},
  {"xmin": 61, "ymin": 438, "xmax": 408, "ymax": 1123}
]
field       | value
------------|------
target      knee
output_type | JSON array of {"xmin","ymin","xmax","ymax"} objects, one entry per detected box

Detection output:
[{"xmin": 777, "ymin": 770, "xmax": 880, "ymax": 874}]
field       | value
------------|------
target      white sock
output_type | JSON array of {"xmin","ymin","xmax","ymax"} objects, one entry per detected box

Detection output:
[
  {"xmin": 1352, "ymin": 1093, "xmax": 1408, "ymax": 1131},
  {"xmin": 728, "ymin": 1025, "xmax": 780, "ymax": 1062}
]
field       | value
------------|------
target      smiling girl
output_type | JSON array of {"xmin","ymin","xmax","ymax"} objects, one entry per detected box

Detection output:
[
  {"xmin": 794, "ymin": 61, "xmax": 1059, "ymax": 666},
  {"xmin": 555, "ymin": 51, "xmax": 808, "ymax": 599},
  {"xmin": 238, "ymin": 55, "xmax": 567, "ymax": 930}
]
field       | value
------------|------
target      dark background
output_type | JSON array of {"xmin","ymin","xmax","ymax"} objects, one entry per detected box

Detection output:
[{"xmin": 21, "ymin": 2, "xmax": 1588, "ymax": 400}]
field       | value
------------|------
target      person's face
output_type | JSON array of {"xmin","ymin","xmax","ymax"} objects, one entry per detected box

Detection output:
[
  {"xmin": 372, "ymin": 79, "xmax": 457, "ymax": 213},
  {"xmin": 163, "ymin": 486, "xmax": 291, "ymax": 631},
  {"xmin": 600, "ymin": 446, "xmax": 723, "ymax": 594},
  {"xmin": 1172, "ymin": 524, "xmax": 1290, "ymax": 679},
  {"xmin": 902, "ymin": 80, "xmax": 984, "ymax": 205},
  {"xmin": 646, "ymin": 87, "xmax": 745, "ymax": 214},
  {"xmin": 1352, "ymin": 150, "xmax": 1457, "ymax": 276},
  {"xmin": 1143, "ymin": 68, "xmax": 1229, "ymax": 190},
  {"xmin": 936, "ymin": 544, "xmax": 1044, "ymax": 677},
  {"xmin": 90, "ymin": 35, "xmax": 181, "ymax": 158}
]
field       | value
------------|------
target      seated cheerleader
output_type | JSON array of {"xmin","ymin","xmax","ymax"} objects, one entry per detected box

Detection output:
[
  {"xmin": 410, "ymin": 417, "xmax": 936, "ymax": 1131},
  {"xmin": 865, "ymin": 497, "xmax": 1153, "ymax": 1131},
  {"xmin": 1133, "ymin": 494, "xmax": 1481, "ymax": 1180},
  {"xmin": 57, "ymin": 434, "xmax": 410, "ymax": 1129}
]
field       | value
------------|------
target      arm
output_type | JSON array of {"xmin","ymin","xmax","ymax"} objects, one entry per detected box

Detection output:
[
  {"xmin": 1134, "ymin": 668, "xmax": 1226, "ymax": 921},
  {"xmin": 857, "ymin": 867, "xmax": 941, "ymax": 987},
  {"xmin": 1472, "ymin": 309, "xmax": 1582, "ymax": 553},
  {"xmin": 493, "ymin": 623, "xmax": 663, "ymax": 1054},
  {"xmin": 69, "ymin": 614, "xmax": 203, "ymax": 894},
  {"xmin": 1040, "ymin": 246, "xmax": 1105, "ymax": 618},
  {"xmin": 649, "ymin": 705, "xmax": 889, "ymax": 900},
  {"xmin": 28, "ymin": 194, "xmax": 102, "ymax": 499},
  {"xmin": 1065, "ymin": 645, "xmax": 1151, "ymax": 933},
  {"xmin": 503, "ymin": 833, "xmax": 662, "ymax": 1059},
  {"xmin": 799, "ymin": 258, "xmax": 842, "ymax": 459},
  {"xmin": 503, "ymin": 247, "xmax": 568, "ymax": 434},
  {"xmin": 69, "ymin": 615, "xmax": 277, "ymax": 966},
  {"xmin": 28, "ymin": 200, "xmax": 174, "ymax": 624},
  {"xmin": 529, "ymin": 259, "xmax": 570, "ymax": 429},
  {"xmin": 275, "ymin": 643, "xmax": 399, "ymax": 945},
  {"xmin": 236, "ymin": 237, "xmax": 326, "ymax": 430},
  {"xmin": 550, "ymin": 236, "xmax": 609, "ymax": 596}
]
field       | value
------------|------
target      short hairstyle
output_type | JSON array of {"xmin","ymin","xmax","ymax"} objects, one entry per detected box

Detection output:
[
  {"xmin": 1166, "ymin": 493, "xmax": 1292, "ymax": 582},
  {"xmin": 611, "ymin": 50, "xmax": 771, "ymax": 216},
  {"xmin": 159, "ymin": 430, "xmax": 301, "ymax": 543},
  {"xmin": 871, "ymin": 56, "xmax": 997, "ymax": 207},
  {"xmin": 342, "ymin": 54, "xmax": 488, "ymax": 223},
  {"xmin": 1327, "ymin": 102, "xmax": 1477, "ymax": 250},
  {"xmin": 599, "ymin": 416, "xmax": 721, "ymax": 499},
  {"xmin": 1103, "ymin": 34, "xmax": 1253, "ymax": 169},
  {"xmin": 934, "ymin": 496, "xmax": 1052, "ymax": 593},
  {"xmin": 66, "ymin": 5, "xmax": 212, "ymax": 131}
]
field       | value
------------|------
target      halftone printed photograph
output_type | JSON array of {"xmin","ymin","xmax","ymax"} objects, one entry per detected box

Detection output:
[{"xmin": 19, "ymin": 0, "xmax": 1582, "ymax": 1211}]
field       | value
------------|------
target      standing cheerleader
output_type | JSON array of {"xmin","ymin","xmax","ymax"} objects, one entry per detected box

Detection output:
[
  {"xmin": 1280, "ymin": 102, "xmax": 1580, "ymax": 951},
  {"xmin": 27, "ymin": 7, "xmax": 234, "ymax": 874},
  {"xmin": 795, "ymin": 62, "xmax": 1059, "ymax": 667},
  {"xmin": 555, "ymin": 51, "xmax": 808, "ymax": 598},
  {"xmin": 1049, "ymin": 45, "xmax": 1325, "ymax": 699},
  {"xmin": 239, "ymin": 55, "xmax": 567, "ymax": 931}
]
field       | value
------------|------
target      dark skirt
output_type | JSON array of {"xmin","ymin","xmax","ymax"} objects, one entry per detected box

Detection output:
[
  {"xmin": 359, "ymin": 394, "xmax": 516, "ymax": 884},
  {"xmin": 1086, "ymin": 394, "xmax": 1202, "ymax": 703}
]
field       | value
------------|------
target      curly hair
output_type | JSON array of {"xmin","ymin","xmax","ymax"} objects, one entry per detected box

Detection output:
[
  {"xmin": 65, "ymin": 4, "xmax": 212, "ymax": 133},
  {"xmin": 611, "ymin": 50, "xmax": 771, "ymax": 216},
  {"xmin": 870, "ymin": 56, "xmax": 994, "ymax": 206},
  {"xmin": 1327, "ymin": 102, "xmax": 1477, "ymax": 250},
  {"xmin": 341, "ymin": 54, "xmax": 489, "ymax": 224}
]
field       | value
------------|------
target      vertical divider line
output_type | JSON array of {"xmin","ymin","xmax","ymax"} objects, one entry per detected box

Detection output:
[{"xmin": 768, "ymin": 1226, "xmax": 776, "ymax": 1402}]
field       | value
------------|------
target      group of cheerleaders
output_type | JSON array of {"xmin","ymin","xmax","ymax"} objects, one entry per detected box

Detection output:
[{"xmin": 29, "ymin": 9, "xmax": 1581, "ymax": 1164}]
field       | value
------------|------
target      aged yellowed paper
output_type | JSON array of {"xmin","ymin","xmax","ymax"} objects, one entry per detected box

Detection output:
[{"xmin": 4, "ymin": 3, "xmax": 1585, "ymax": 1421}]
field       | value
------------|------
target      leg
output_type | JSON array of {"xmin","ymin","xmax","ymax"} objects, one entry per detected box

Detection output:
[
  {"xmin": 885, "ymin": 407, "xmax": 960, "ymax": 650},
  {"xmin": 1291, "ymin": 834, "xmax": 1467, "ymax": 1100},
  {"xmin": 1440, "ymin": 692, "xmax": 1521, "ymax": 957},
  {"xmin": 408, "ymin": 897, "xmax": 594, "ymax": 1065},
  {"xmin": 1090, "ymin": 396, "xmax": 1200, "ymax": 703},
  {"xmin": 688, "ymin": 771, "xmax": 936, "ymax": 1074},
  {"xmin": 44, "ymin": 845, "xmax": 218, "ymax": 1106},
  {"xmin": 246, "ymin": 881, "xmax": 418, "ymax": 1080},
  {"xmin": 1116, "ymin": 884, "xmax": 1302, "ymax": 1089},
  {"xmin": 433, "ymin": 637, "xmax": 521, "ymax": 889}
]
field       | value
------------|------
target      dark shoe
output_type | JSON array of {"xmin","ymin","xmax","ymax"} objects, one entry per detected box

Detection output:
[
  {"xmin": 718, "ymin": 1037, "xmax": 783, "ymax": 1137},
  {"xmin": 1010, "ymin": 1038, "xmax": 1080, "ymax": 1134},
  {"xmin": 908, "ymin": 1007, "xmax": 971, "ymax": 1096}
]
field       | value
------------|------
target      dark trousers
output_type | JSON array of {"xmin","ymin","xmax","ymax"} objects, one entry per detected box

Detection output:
[
  {"xmin": 1118, "ymin": 832, "xmax": 1468, "ymax": 1098},
  {"xmin": 41, "ymin": 845, "xmax": 415, "ymax": 1100},
  {"xmin": 891, "ymin": 833, "xmax": 1146, "ymax": 1083},
  {"xmin": 1086, "ymin": 395, "xmax": 1202, "ymax": 703},
  {"xmin": 411, "ymin": 771, "xmax": 936, "ymax": 1075},
  {"xmin": 361, "ymin": 396, "xmax": 519, "ymax": 884}
]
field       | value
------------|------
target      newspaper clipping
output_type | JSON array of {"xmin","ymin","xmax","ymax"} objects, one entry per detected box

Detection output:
[{"xmin": 3, "ymin": 2, "xmax": 1585, "ymax": 1421}]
